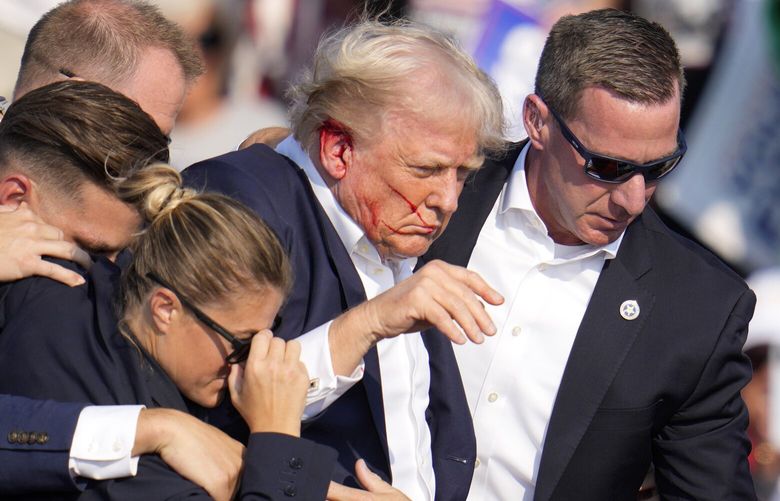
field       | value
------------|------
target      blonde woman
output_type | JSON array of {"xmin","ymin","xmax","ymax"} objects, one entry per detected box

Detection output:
[{"xmin": 0, "ymin": 165, "xmax": 336, "ymax": 499}]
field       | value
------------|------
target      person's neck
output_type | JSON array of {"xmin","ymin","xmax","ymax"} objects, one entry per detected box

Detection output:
[
  {"xmin": 523, "ymin": 149, "xmax": 582, "ymax": 246},
  {"xmin": 123, "ymin": 307, "xmax": 158, "ymax": 359}
]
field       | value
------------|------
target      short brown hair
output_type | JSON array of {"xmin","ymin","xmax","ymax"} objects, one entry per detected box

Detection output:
[
  {"xmin": 15, "ymin": 0, "xmax": 203, "ymax": 96},
  {"xmin": 0, "ymin": 80, "xmax": 170, "ymax": 199},
  {"xmin": 535, "ymin": 8, "xmax": 685, "ymax": 119}
]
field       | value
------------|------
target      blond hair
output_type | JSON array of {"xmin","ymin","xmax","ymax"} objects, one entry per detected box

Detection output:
[
  {"xmin": 118, "ymin": 164, "xmax": 291, "ymax": 317},
  {"xmin": 287, "ymin": 18, "xmax": 505, "ymax": 158}
]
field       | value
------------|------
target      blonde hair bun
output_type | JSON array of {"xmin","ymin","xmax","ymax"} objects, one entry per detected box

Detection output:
[{"xmin": 116, "ymin": 163, "xmax": 197, "ymax": 222}]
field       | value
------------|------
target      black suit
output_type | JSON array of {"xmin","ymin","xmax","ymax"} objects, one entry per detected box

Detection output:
[
  {"xmin": 0, "ymin": 255, "xmax": 336, "ymax": 500},
  {"xmin": 422, "ymin": 142, "xmax": 756, "ymax": 500},
  {"xmin": 183, "ymin": 144, "xmax": 476, "ymax": 500}
]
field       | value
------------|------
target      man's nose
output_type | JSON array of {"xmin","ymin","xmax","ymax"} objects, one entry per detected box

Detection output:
[
  {"xmin": 610, "ymin": 173, "xmax": 649, "ymax": 217},
  {"xmin": 428, "ymin": 169, "xmax": 460, "ymax": 215}
]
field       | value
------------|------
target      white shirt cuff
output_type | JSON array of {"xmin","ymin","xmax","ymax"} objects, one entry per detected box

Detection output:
[
  {"xmin": 69, "ymin": 405, "xmax": 145, "ymax": 481},
  {"xmin": 298, "ymin": 320, "xmax": 364, "ymax": 420}
]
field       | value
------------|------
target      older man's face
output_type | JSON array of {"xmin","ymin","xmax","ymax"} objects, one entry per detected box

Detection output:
[{"xmin": 334, "ymin": 110, "xmax": 481, "ymax": 260}]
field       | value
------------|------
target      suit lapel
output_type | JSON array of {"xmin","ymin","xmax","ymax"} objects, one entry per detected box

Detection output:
[
  {"xmin": 534, "ymin": 215, "xmax": 655, "ymax": 500},
  {"xmin": 293, "ymin": 163, "xmax": 390, "ymax": 463}
]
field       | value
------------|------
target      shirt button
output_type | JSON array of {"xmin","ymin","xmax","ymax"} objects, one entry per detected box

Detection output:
[
  {"xmin": 359, "ymin": 244, "xmax": 369, "ymax": 253},
  {"xmin": 372, "ymin": 267, "xmax": 384, "ymax": 275},
  {"xmin": 487, "ymin": 392, "xmax": 499, "ymax": 403},
  {"xmin": 512, "ymin": 326, "xmax": 522, "ymax": 337},
  {"xmin": 283, "ymin": 484, "xmax": 297, "ymax": 497},
  {"xmin": 19, "ymin": 432, "xmax": 29, "ymax": 443},
  {"xmin": 7, "ymin": 431, "xmax": 18, "ymax": 444},
  {"xmin": 289, "ymin": 457, "xmax": 303, "ymax": 470},
  {"xmin": 37, "ymin": 433, "xmax": 49, "ymax": 445},
  {"xmin": 27, "ymin": 432, "xmax": 38, "ymax": 444},
  {"xmin": 475, "ymin": 458, "xmax": 481, "ymax": 468}
]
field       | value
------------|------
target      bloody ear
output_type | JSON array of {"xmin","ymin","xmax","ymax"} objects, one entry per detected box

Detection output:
[{"xmin": 318, "ymin": 120, "xmax": 354, "ymax": 180}]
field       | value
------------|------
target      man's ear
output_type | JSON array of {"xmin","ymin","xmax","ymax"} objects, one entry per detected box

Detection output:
[
  {"xmin": 149, "ymin": 287, "xmax": 183, "ymax": 335},
  {"xmin": 523, "ymin": 94, "xmax": 549, "ymax": 151},
  {"xmin": 0, "ymin": 174, "xmax": 33, "ymax": 209},
  {"xmin": 318, "ymin": 122, "xmax": 354, "ymax": 181}
]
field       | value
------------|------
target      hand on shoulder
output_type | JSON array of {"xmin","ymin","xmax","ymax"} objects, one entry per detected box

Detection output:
[{"xmin": 0, "ymin": 202, "xmax": 90, "ymax": 286}]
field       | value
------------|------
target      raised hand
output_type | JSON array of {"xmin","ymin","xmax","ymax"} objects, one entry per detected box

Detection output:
[{"xmin": 228, "ymin": 331, "xmax": 310, "ymax": 436}]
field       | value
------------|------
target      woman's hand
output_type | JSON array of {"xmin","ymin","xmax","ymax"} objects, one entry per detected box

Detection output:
[{"xmin": 228, "ymin": 331, "xmax": 310, "ymax": 436}]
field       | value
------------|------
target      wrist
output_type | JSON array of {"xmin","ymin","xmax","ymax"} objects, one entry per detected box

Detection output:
[
  {"xmin": 132, "ymin": 408, "xmax": 176, "ymax": 456},
  {"xmin": 248, "ymin": 419, "xmax": 301, "ymax": 438},
  {"xmin": 332, "ymin": 303, "xmax": 382, "ymax": 348}
]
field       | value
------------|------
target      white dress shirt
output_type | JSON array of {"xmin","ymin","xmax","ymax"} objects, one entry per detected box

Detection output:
[
  {"xmin": 69, "ymin": 405, "xmax": 143, "ymax": 480},
  {"xmin": 458, "ymin": 143, "xmax": 623, "ymax": 500},
  {"xmin": 277, "ymin": 136, "xmax": 435, "ymax": 500}
]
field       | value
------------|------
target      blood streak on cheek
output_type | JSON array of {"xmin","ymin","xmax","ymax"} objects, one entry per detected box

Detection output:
[
  {"xmin": 362, "ymin": 199, "xmax": 381, "ymax": 229},
  {"xmin": 389, "ymin": 187, "xmax": 434, "ymax": 228}
]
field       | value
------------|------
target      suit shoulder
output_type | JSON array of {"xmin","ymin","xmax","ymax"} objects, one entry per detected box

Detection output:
[
  {"xmin": 1, "ymin": 258, "xmax": 89, "ymax": 317},
  {"xmin": 181, "ymin": 145, "xmax": 307, "ymax": 232},
  {"xmin": 638, "ymin": 209, "xmax": 749, "ymax": 293},
  {"xmin": 182, "ymin": 144, "xmax": 300, "ymax": 195}
]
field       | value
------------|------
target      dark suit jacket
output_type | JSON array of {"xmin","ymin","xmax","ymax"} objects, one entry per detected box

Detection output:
[
  {"xmin": 0, "ymin": 394, "xmax": 85, "ymax": 493},
  {"xmin": 0, "ymin": 256, "xmax": 336, "ymax": 500},
  {"xmin": 183, "ymin": 144, "xmax": 476, "ymax": 500},
  {"xmin": 422, "ymin": 142, "xmax": 757, "ymax": 500}
]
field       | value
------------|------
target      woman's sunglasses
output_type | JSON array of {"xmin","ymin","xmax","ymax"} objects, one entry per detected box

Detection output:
[{"xmin": 146, "ymin": 272, "xmax": 279, "ymax": 364}]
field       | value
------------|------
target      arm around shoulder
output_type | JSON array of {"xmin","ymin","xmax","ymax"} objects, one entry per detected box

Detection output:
[{"xmin": 0, "ymin": 394, "xmax": 86, "ymax": 493}]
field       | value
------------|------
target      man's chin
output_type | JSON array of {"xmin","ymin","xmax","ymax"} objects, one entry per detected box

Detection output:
[{"xmin": 383, "ymin": 238, "xmax": 435, "ymax": 260}]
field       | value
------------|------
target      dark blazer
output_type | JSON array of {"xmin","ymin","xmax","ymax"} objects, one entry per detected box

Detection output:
[
  {"xmin": 0, "ymin": 394, "xmax": 85, "ymax": 494},
  {"xmin": 0, "ymin": 256, "xmax": 336, "ymax": 500},
  {"xmin": 422, "ymin": 142, "xmax": 757, "ymax": 500},
  {"xmin": 183, "ymin": 144, "xmax": 476, "ymax": 500}
]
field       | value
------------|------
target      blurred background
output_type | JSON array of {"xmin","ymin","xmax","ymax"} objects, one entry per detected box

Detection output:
[{"xmin": 1, "ymin": 0, "xmax": 779, "ymax": 497}]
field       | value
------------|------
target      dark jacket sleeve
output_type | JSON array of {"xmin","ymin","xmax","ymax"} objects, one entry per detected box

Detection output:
[
  {"xmin": 0, "ymin": 394, "xmax": 86, "ymax": 494},
  {"xmin": 240, "ymin": 433, "xmax": 337, "ymax": 500},
  {"xmin": 79, "ymin": 433, "xmax": 337, "ymax": 500},
  {"xmin": 652, "ymin": 288, "xmax": 757, "ymax": 500}
]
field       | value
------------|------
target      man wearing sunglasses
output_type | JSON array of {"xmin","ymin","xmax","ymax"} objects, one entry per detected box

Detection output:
[{"xmin": 421, "ymin": 8, "xmax": 756, "ymax": 500}]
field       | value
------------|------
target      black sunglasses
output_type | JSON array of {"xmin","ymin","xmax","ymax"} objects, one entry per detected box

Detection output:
[
  {"xmin": 545, "ymin": 102, "xmax": 686, "ymax": 184},
  {"xmin": 146, "ymin": 272, "xmax": 279, "ymax": 364}
]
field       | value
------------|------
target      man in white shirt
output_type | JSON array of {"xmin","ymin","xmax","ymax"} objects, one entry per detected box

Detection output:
[
  {"xmin": 1, "ymin": 2, "xmax": 246, "ymax": 499},
  {"xmin": 183, "ymin": 19, "xmax": 506, "ymax": 500},
  {"xmin": 422, "ymin": 8, "xmax": 756, "ymax": 500}
]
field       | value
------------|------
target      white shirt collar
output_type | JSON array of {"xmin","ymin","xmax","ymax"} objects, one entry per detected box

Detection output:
[{"xmin": 501, "ymin": 142, "xmax": 624, "ymax": 261}]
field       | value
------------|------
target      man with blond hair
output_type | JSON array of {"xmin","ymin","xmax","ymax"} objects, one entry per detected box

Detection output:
[{"xmin": 185, "ymin": 18, "xmax": 505, "ymax": 500}]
